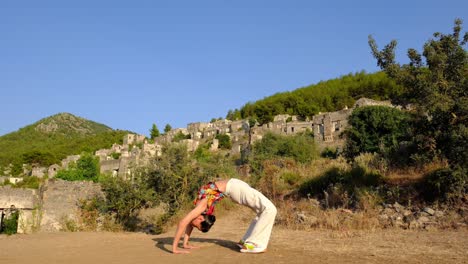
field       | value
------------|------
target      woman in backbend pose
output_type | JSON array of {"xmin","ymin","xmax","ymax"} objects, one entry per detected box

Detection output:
[{"xmin": 172, "ymin": 178, "xmax": 277, "ymax": 254}]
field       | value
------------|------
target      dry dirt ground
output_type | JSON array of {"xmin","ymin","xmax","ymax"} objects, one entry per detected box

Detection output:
[{"xmin": 1, "ymin": 208, "xmax": 467, "ymax": 264}]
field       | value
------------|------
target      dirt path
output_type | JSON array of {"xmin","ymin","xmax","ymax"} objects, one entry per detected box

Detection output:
[{"xmin": 1, "ymin": 208, "xmax": 467, "ymax": 264}]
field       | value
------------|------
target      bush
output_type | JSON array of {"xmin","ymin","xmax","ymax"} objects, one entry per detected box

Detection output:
[
  {"xmin": 215, "ymin": 134, "xmax": 232, "ymax": 149},
  {"xmin": 14, "ymin": 176, "xmax": 42, "ymax": 189},
  {"xmin": 146, "ymin": 144, "xmax": 209, "ymax": 211},
  {"xmin": 280, "ymin": 171, "xmax": 301, "ymax": 187},
  {"xmin": 110, "ymin": 152, "xmax": 121, "ymax": 160},
  {"xmin": 251, "ymin": 132, "xmax": 319, "ymax": 167},
  {"xmin": 321, "ymin": 147, "xmax": 339, "ymax": 159},
  {"xmin": 172, "ymin": 131, "xmax": 190, "ymax": 142},
  {"xmin": 298, "ymin": 165, "xmax": 383, "ymax": 208},
  {"xmin": 420, "ymin": 167, "xmax": 467, "ymax": 204},
  {"xmin": 193, "ymin": 144, "xmax": 212, "ymax": 162},
  {"xmin": 344, "ymin": 106, "xmax": 412, "ymax": 161},
  {"xmin": 99, "ymin": 175, "xmax": 156, "ymax": 230},
  {"xmin": 56, "ymin": 153, "xmax": 100, "ymax": 182},
  {"xmin": 1, "ymin": 210, "xmax": 19, "ymax": 235}
]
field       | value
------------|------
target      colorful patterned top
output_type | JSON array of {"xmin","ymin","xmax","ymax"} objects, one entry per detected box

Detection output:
[{"xmin": 194, "ymin": 182, "xmax": 225, "ymax": 215}]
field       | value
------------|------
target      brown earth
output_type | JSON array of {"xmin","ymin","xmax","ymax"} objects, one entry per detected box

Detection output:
[{"xmin": 1, "ymin": 208, "xmax": 467, "ymax": 264}]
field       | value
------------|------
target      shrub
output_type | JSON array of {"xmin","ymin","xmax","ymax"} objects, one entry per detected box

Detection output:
[
  {"xmin": 420, "ymin": 167, "xmax": 467, "ymax": 204},
  {"xmin": 1, "ymin": 210, "xmax": 19, "ymax": 235},
  {"xmin": 298, "ymin": 165, "xmax": 383, "ymax": 208},
  {"xmin": 60, "ymin": 216, "xmax": 78, "ymax": 232},
  {"xmin": 321, "ymin": 147, "xmax": 339, "ymax": 159},
  {"xmin": 280, "ymin": 171, "xmax": 301, "ymax": 187},
  {"xmin": 344, "ymin": 106, "xmax": 412, "ymax": 161},
  {"xmin": 110, "ymin": 152, "xmax": 121, "ymax": 160},
  {"xmin": 78, "ymin": 197, "xmax": 105, "ymax": 231},
  {"xmin": 56, "ymin": 153, "xmax": 100, "ymax": 182},
  {"xmin": 172, "ymin": 131, "xmax": 190, "ymax": 142},
  {"xmin": 146, "ymin": 144, "xmax": 209, "ymax": 209},
  {"xmin": 254, "ymin": 158, "xmax": 298, "ymax": 198},
  {"xmin": 215, "ymin": 134, "xmax": 232, "ymax": 149},
  {"xmin": 250, "ymin": 132, "xmax": 319, "ymax": 173},
  {"xmin": 14, "ymin": 176, "xmax": 42, "ymax": 189},
  {"xmin": 99, "ymin": 175, "xmax": 156, "ymax": 230}
]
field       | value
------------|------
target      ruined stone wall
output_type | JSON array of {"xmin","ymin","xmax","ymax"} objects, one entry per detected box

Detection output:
[
  {"xmin": 230, "ymin": 120, "xmax": 248, "ymax": 132},
  {"xmin": 0, "ymin": 186, "xmax": 40, "ymax": 233},
  {"xmin": 0, "ymin": 186, "xmax": 39, "ymax": 209},
  {"xmin": 31, "ymin": 166, "xmax": 47, "ymax": 178},
  {"xmin": 123, "ymin": 134, "xmax": 135, "ymax": 145},
  {"xmin": 40, "ymin": 179, "xmax": 103, "ymax": 232},
  {"xmin": 61, "ymin": 155, "xmax": 80, "ymax": 169},
  {"xmin": 100, "ymin": 159, "xmax": 121, "ymax": 175},
  {"xmin": 48, "ymin": 164, "xmax": 60, "ymax": 178}
]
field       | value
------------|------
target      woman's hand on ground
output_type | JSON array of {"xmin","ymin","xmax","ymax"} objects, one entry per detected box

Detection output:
[
  {"xmin": 172, "ymin": 248, "xmax": 191, "ymax": 254},
  {"xmin": 183, "ymin": 244, "xmax": 200, "ymax": 249}
]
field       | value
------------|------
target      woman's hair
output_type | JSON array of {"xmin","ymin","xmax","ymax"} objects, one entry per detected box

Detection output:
[{"xmin": 200, "ymin": 214, "xmax": 216, "ymax": 233}]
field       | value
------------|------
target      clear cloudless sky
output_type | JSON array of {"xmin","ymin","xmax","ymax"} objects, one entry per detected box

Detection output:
[{"xmin": 1, "ymin": 0, "xmax": 467, "ymax": 137}]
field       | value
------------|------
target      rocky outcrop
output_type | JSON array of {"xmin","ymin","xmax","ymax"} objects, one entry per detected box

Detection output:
[{"xmin": 377, "ymin": 203, "xmax": 457, "ymax": 230}]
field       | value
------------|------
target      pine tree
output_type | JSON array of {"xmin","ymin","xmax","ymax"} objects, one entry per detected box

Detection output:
[{"xmin": 150, "ymin": 124, "xmax": 160, "ymax": 139}]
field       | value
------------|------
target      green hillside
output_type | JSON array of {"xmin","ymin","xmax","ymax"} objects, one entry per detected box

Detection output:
[
  {"xmin": 227, "ymin": 71, "xmax": 402, "ymax": 124},
  {"xmin": 0, "ymin": 113, "xmax": 132, "ymax": 172}
]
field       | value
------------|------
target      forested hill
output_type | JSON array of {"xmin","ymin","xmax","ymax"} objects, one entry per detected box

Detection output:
[
  {"xmin": 226, "ymin": 71, "xmax": 402, "ymax": 124},
  {"xmin": 0, "ymin": 113, "xmax": 131, "ymax": 171}
]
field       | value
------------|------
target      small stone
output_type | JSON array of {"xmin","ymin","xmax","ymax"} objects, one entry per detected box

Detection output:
[
  {"xmin": 419, "ymin": 211, "xmax": 430, "ymax": 217},
  {"xmin": 308, "ymin": 216, "xmax": 319, "ymax": 226},
  {"xmin": 424, "ymin": 225, "xmax": 437, "ymax": 232},
  {"xmin": 378, "ymin": 214, "xmax": 389, "ymax": 221},
  {"xmin": 340, "ymin": 209, "xmax": 353, "ymax": 214},
  {"xmin": 402, "ymin": 210, "xmax": 413, "ymax": 217},
  {"xmin": 403, "ymin": 214, "xmax": 415, "ymax": 223},
  {"xmin": 423, "ymin": 207, "xmax": 435, "ymax": 216},
  {"xmin": 394, "ymin": 219, "xmax": 405, "ymax": 228},
  {"xmin": 296, "ymin": 212, "xmax": 306, "ymax": 223},
  {"xmin": 393, "ymin": 202, "xmax": 403, "ymax": 212},
  {"xmin": 418, "ymin": 216, "xmax": 430, "ymax": 224},
  {"xmin": 308, "ymin": 198, "xmax": 320, "ymax": 207},
  {"xmin": 409, "ymin": 220, "xmax": 420, "ymax": 229},
  {"xmin": 434, "ymin": 210, "xmax": 444, "ymax": 218}
]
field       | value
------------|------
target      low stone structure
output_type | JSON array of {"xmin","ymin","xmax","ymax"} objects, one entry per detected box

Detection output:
[
  {"xmin": 31, "ymin": 165, "xmax": 47, "ymax": 178},
  {"xmin": 0, "ymin": 179, "xmax": 104, "ymax": 233},
  {"xmin": 61, "ymin": 155, "xmax": 80, "ymax": 169},
  {"xmin": 48, "ymin": 164, "xmax": 60, "ymax": 178},
  {"xmin": 0, "ymin": 186, "xmax": 40, "ymax": 233},
  {"xmin": 123, "ymin": 134, "xmax": 146, "ymax": 145},
  {"xmin": 40, "ymin": 179, "xmax": 103, "ymax": 232}
]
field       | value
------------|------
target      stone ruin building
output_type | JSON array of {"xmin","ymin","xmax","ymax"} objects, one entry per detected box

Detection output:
[{"xmin": 91, "ymin": 97, "xmax": 393, "ymax": 178}]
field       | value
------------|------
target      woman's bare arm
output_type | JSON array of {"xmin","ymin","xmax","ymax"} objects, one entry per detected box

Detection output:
[
  {"xmin": 183, "ymin": 224, "xmax": 199, "ymax": 249},
  {"xmin": 172, "ymin": 199, "xmax": 207, "ymax": 254}
]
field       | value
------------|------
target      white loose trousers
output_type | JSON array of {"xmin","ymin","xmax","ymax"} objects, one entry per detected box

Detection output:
[{"xmin": 225, "ymin": 178, "xmax": 277, "ymax": 248}]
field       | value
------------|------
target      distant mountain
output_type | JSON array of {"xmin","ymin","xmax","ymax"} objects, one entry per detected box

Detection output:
[
  {"xmin": 0, "ymin": 113, "xmax": 133, "ymax": 171},
  {"xmin": 33, "ymin": 112, "xmax": 113, "ymax": 135}
]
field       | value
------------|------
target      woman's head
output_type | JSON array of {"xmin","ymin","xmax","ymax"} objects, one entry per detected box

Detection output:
[{"xmin": 191, "ymin": 214, "xmax": 216, "ymax": 233}]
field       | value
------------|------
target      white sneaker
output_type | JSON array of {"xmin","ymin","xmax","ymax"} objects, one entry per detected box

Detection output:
[{"xmin": 240, "ymin": 242, "xmax": 267, "ymax": 253}]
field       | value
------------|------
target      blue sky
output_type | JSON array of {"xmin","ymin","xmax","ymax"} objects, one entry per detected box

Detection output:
[{"xmin": 1, "ymin": 0, "xmax": 467, "ymax": 137}]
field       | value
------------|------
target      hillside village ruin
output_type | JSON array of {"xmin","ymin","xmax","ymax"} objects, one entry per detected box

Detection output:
[{"xmin": 1, "ymin": 98, "xmax": 393, "ymax": 233}]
